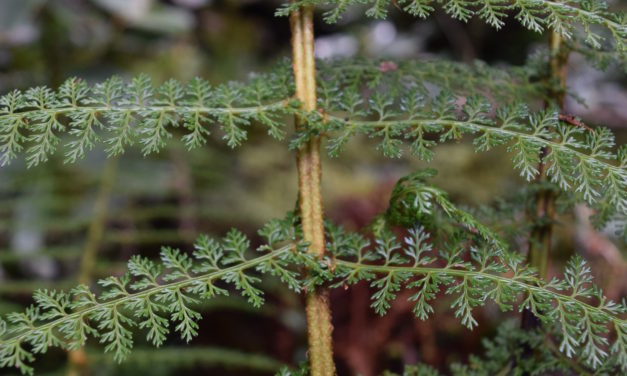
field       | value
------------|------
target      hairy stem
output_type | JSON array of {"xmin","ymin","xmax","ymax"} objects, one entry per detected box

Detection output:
[
  {"xmin": 290, "ymin": 4, "xmax": 336, "ymax": 375},
  {"xmin": 522, "ymin": 29, "xmax": 569, "ymax": 331},
  {"xmin": 528, "ymin": 31, "xmax": 569, "ymax": 280},
  {"xmin": 67, "ymin": 159, "xmax": 118, "ymax": 376}
]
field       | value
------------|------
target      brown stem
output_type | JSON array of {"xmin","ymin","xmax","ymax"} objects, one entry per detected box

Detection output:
[
  {"xmin": 289, "ymin": 4, "xmax": 336, "ymax": 375},
  {"xmin": 521, "ymin": 31, "xmax": 568, "ymax": 329},
  {"xmin": 67, "ymin": 159, "xmax": 118, "ymax": 376},
  {"xmin": 527, "ymin": 31, "xmax": 568, "ymax": 278},
  {"xmin": 526, "ymin": 146, "xmax": 555, "ymax": 280}
]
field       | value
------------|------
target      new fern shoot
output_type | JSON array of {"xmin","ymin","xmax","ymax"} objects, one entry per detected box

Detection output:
[{"xmin": 0, "ymin": 1, "xmax": 626, "ymax": 375}]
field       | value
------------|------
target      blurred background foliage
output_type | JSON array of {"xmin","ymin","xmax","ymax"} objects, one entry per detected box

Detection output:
[{"xmin": 0, "ymin": 0, "xmax": 625, "ymax": 375}]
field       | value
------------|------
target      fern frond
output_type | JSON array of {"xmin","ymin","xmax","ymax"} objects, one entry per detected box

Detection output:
[
  {"xmin": 305, "ymin": 61, "xmax": 626, "ymax": 221},
  {"xmin": 449, "ymin": 321, "xmax": 562, "ymax": 375},
  {"xmin": 451, "ymin": 319, "xmax": 625, "ymax": 375},
  {"xmin": 566, "ymin": 37, "xmax": 627, "ymax": 73},
  {"xmin": 318, "ymin": 171, "xmax": 627, "ymax": 371},
  {"xmin": 277, "ymin": 0, "xmax": 627, "ymax": 53},
  {"xmin": 317, "ymin": 224, "xmax": 627, "ymax": 371},
  {"xmin": 316, "ymin": 58, "xmax": 548, "ymax": 104},
  {"xmin": 385, "ymin": 320, "xmax": 625, "ymax": 374},
  {"xmin": 326, "ymin": 112, "xmax": 624, "ymax": 211},
  {"xmin": 0, "ymin": 219, "xmax": 309, "ymax": 375},
  {"xmin": 0, "ymin": 63, "xmax": 296, "ymax": 167},
  {"xmin": 383, "ymin": 168, "xmax": 508, "ymax": 251},
  {"xmin": 1, "ymin": 57, "xmax": 551, "ymax": 169}
]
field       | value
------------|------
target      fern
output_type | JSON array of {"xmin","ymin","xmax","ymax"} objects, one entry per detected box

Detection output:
[
  {"xmin": 5, "ymin": 220, "xmax": 626, "ymax": 374},
  {"xmin": 1, "ymin": 57, "xmax": 551, "ymax": 169},
  {"xmin": 299, "ymin": 60, "xmax": 627, "ymax": 223},
  {"xmin": 2, "ymin": 180, "xmax": 626, "ymax": 373},
  {"xmin": 1, "ymin": 1, "xmax": 626, "ymax": 375},
  {"xmin": 277, "ymin": 0, "xmax": 627, "ymax": 53},
  {"xmin": 0, "ymin": 219, "xmax": 309, "ymax": 375},
  {"xmin": 307, "ymin": 171, "xmax": 626, "ymax": 371},
  {"xmin": 384, "ymin": 320, "xmax": 622, "ymax": 375},
  {"xmin": 0, "ymin": 64, "xmax": 296, "ymax": 167},
  {"xmin": 319, "ymin": 223, "xmax": 627, "ymax": 371}
]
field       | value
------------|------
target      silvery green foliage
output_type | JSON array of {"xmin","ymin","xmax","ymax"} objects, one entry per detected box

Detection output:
[
  {"xmin": 0, "ymin": 62, "xmax": 296, "ymax": 168},
  {"xmin": 299, "ymin": 59, "xmax": 627, "ymax": 225},
  {"xmin": 313, "ymin": 172, "xmax": 627, "ymax": 371},
  {"xmin": 383, "ymin": 169, "xmax": 507, "ymax": 251},
  {"xmin": 450, "ymin": 322, "xmax": 567, "ymax": 375},
  {"xmin": 277, "ymin": 0, "xmax": 626, "ymax": 52},
  {"xmin": 0, "ymin": 218, "xmax": 310, "ymax": 375},
  {"xmin": 447, "ymin": 320, "xmax": 624, "ymax": 375},
  {"xmin": 384, "ymin": 320, "xmax": 623, "ymax": 375},
  {"xmin": 0, "ymin": 57, "xmax": 551, "ymax": 169}
]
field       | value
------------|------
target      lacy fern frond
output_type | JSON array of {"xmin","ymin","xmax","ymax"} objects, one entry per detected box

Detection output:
[
  {"xmin": 1, "ymin": 57, "xmax": 550, "ymax": 169},
  {"xmin": 448, "ymin": 320, "xmax": 625, "ymax": 375},
  {"xmin": 0, "ymin": 63, "xmax": 296, "ymax": 167},
  {"xmin": 383, "ymin": 168, "xmax": 508, "ymax": 251},
  {"xmin": 317, "ymin": 223, "xmax": 627, "ymax": 371},
  {"xmin": 301, "ymin": 61, "xmax": 626, "ymax": 221},
  {"xmin": 383, "ymin": 320, "xmax": 622, "ymax": 374},
  {"xmin": 0, "ymin": 219, "xmax": 309, "ymax": 375},
  {"xmin": 2, "ymin": 2, "xmax": 625, "ymax": 375},
  {"xmin": 315, "ymin": 58, "xmax": 549, "ymax": 103},
  {"xmin": 277, "ymin": 0, "xmax": 627, "ymax": 53},
  {"xmin": 566, "ymin": 38, "xmax": 627, "ymax": 73}
]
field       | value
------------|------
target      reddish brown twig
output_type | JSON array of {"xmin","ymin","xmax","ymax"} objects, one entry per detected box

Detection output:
[{"xmin": 558, "ymin": 113, "xmax": 593, "ymax": 132}]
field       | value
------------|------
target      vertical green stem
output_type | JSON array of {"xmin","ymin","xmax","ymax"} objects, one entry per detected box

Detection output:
[
  {"xmin": 289, "ymin": 4, "xmax": 336, "ymax": 376},
  {"xmin": 527, "ymin": 31, "xmax": 569, "ymax": 278},
  {"xmin": 67, "ymin": 159, "xmax": 118, "ymax": 376},
  {"xmin": 522, "ymin": 31, "xmax": 569, "ymax": 330}
]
